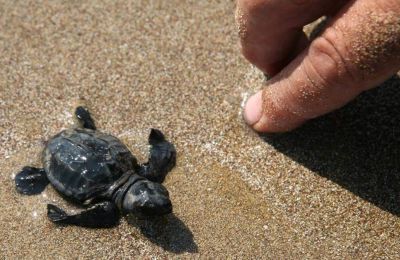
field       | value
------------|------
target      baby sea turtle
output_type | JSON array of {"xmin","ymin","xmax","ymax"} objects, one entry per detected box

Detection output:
[{"xmin": 15, "ymin": 106, "xmax": 176, "ymax": 228}]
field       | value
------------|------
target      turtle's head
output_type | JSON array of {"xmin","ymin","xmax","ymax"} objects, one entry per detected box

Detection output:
[{"xmin": 122, "ymin": 179, "xmax": 172, "ymax": 217}]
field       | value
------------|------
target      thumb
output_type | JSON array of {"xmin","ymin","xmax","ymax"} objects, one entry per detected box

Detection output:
[{"xmin": 244, "ymin": 0, "xmax": 400, "ymax": 133}]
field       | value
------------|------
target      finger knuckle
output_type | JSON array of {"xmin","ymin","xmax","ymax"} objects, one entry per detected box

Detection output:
[{"xmin": 309, "ymin": 27, "xmax": 361, "ymax": 89}]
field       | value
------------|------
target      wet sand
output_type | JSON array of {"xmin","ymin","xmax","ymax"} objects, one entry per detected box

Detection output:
[{"xmin": 1, "ymin": 1, "xmax": 400, "ymax": 258}]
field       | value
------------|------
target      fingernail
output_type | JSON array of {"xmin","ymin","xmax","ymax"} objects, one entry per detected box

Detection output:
[{"xmin": 243, "ymin": 91, "xmax": 263, "ymax": 126}]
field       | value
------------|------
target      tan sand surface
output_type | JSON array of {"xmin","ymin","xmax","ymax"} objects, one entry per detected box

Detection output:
[{"xmin": 1, "ymin": 1, "xmax": 400, "ymax": 258}]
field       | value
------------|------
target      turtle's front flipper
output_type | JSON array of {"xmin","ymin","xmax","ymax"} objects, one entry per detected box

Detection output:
[
  {"xmin": 47, "ymin": 201, "xmax": 120, "ymax": 228},
  {"xmin": 75, "ymin": 106, "xmax": 96, "ymax": 130},
  {"xmin": 15, "ymin": 166, "xmax": 49, "ymax": 195},
  {"xmin": 138, "ymin": 129, "xmax": 176, "ymax": 183}
]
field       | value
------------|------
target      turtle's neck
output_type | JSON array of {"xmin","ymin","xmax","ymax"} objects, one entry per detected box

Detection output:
[{"xmin": 108, "ymin": 172, "xmax": 144, "ymax": 211}]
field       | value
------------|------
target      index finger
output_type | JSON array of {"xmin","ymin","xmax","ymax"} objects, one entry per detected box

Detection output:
[{"xmin": 236, "ymin": 0, "xmax": 347, "ymax": 75}]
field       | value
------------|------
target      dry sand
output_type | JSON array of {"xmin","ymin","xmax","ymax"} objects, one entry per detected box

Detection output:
[{"xmin": 1, "ymin": 0, "xmax": 400, "ymax": 259}]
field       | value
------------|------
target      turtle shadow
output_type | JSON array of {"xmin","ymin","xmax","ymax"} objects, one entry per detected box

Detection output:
[
  {"xmin": 260, "ymin": 75, "xmax": 400, "ymax": 216},
  {"xmin": 126, "ymin": 213, "xmax": 198, "ymax": 254}
]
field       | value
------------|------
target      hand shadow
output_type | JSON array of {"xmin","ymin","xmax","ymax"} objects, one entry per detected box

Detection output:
[
  {"xmin": 126, "ymin": 213, "xmax": 198, "ymax": 254},
  {"xmin": 261, "ymin": 75, "xmax": 400, "ymax": 216}
]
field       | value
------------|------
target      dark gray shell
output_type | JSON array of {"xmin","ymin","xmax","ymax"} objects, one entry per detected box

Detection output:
[{"xmin": 43, "ymin": 128, "xmax": 137, "ymax": 203}]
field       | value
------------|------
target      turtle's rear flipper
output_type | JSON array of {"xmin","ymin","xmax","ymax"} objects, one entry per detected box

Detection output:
[
  {"xmin": 47, "ymin": 202, "xmax": 120, "ymax": 228},
  {"xmin": 47, "ymin": 204, "xmax": 69, "ymax": 222},
  {"xmin": 75, "ymin": 106, "xmax": 96, "ymax": 130},
  {"xmin": 15, "ymin": 166, "xmax": 49, "ymax": 195},
  {"xmin": 138, "ymin": 129, "xmax": 176, "ymax": 183}
]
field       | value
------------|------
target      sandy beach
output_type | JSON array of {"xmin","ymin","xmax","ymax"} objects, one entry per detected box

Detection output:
[{"xmin": 1, "ymin": 0, "xmax": 400, "ymax": 258}]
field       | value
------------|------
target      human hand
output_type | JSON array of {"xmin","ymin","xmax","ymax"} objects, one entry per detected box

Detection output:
[{"xmin": 238, "ymin": 0, "xmax": 400, "ymax": 132}]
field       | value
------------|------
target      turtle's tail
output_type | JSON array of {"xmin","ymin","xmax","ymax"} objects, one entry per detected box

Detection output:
[{"xmin": 47, "ymin": 204, "xmax": 70, "ymax": 224}]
